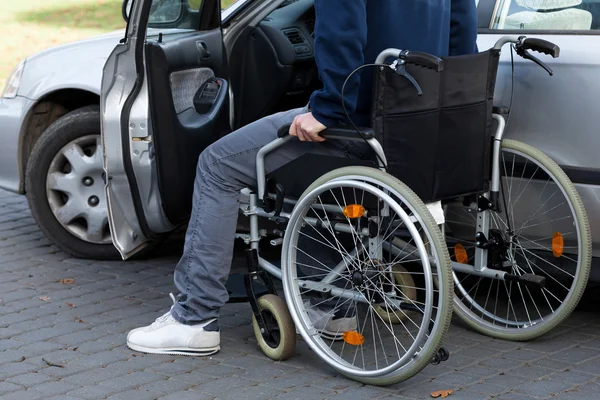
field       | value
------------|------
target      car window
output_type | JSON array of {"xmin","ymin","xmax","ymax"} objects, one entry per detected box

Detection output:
[
  {"xmin": 146, "ymin": 0, "xmax": 245, "ymax": 32},
  {"xmin": 488, "ymin": 0, "xmax": 600, "ymax": 30}
]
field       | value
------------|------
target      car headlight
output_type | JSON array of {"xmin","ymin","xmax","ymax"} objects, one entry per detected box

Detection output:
[{"xmin": 2, "ymin": 60, "xmax": 26, "ymax": 99}]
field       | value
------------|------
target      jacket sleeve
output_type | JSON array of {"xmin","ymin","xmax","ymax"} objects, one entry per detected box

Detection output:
[
  {"xmin": 308, "ymin": 0, "xmax": 368, "ymax": 127},
  {"xmin": 449, "ymin": 0, "xmax": 479, "ymax": 56}
]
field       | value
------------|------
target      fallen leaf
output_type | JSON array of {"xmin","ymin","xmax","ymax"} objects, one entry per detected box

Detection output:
[
  {"xmin": 431, "ymin": 389, "xmax": 453, "ymax": 398},
  {"xmin": 73, "ymin": 316, "xmax": 85, "ymax": 323},
  {"xmin": 58, "ymin": 279, "xmax": 75, "ymax": 284},
  {"xmin": 39, "ymin": 296, "xmax": 51, "ymax": 302},
  {"xmin": 66, "ymin": 302, "xmax": 76, "ymax": 308}
]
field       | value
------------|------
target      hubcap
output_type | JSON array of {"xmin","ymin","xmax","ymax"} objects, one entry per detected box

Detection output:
[{"xmin": 46, "ymin": 135, "xmax": 111, "ymax": 245}]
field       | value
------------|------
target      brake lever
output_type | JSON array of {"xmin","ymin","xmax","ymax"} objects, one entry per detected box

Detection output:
[
  {"xmin": 517, "ymin": 47, "xmax": 554, "ymax": 76},
  {"xmin": 392, "ymin": 61, "xmax": 423, "ymax": 96}
]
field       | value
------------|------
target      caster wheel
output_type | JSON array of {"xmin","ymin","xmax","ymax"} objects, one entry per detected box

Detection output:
[{"xmin": 251, "ymin": 294, "xmax": 296, "ymax": 361}]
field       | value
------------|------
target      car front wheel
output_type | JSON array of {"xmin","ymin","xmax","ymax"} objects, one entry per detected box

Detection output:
[{"xmin": 26, "ymin": 105, "xmax": 120, "ymax": 260}]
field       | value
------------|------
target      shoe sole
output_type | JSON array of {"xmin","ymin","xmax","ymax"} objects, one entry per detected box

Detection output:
[{"xmin": 127, "ymin": 342, "xmax": 220, "ymax": 356}]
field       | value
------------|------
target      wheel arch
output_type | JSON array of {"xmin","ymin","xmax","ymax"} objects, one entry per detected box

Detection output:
[{"xmin": 18, "ymin": 89, "xmax": 100, "ymax": 193}]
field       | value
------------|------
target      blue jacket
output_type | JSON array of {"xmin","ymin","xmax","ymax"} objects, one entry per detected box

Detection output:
[{"xmin": 309, "ymin": 0, "xmax": 478, "ymax": 127}]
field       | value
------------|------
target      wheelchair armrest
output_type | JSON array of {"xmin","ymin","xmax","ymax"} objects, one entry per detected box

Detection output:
[{"xmin": 277, "ymin": 123, "xmax": 375, "ymax": 140}]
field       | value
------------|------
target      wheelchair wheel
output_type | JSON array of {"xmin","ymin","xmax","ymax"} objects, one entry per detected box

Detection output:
[
  {"xmin": 445, "ymin": 139, "xmax": 591, "ymax": 341},
  {"xmin": 281, "ymin": 166, "xmax": 453, "ymax": 386},
  {"xmin": 251, "ymin": 294, "xmax": 296, "ymax": 361}
]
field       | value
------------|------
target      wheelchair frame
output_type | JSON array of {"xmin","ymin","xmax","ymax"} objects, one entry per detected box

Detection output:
[{"xmin": 229, "ymin": 35, "xmax": 590, "ymax": 385}]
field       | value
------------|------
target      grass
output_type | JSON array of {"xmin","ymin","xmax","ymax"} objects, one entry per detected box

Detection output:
[{"xmin": 1, "ymin": 0, "xmax": 238, "ymax": 84}]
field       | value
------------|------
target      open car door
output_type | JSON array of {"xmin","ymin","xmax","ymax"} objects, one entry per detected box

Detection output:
[{"xmin": 101, "ymin": 0, "xmax": 230, "ymax": 259}]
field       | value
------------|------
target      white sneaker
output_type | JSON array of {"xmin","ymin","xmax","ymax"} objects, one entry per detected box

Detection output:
[
  {"xmin": 127, "ymin": 294, "xmax": 220, "ymax": 356},
  {"xmin": 302, "ymin": 302, "xmax": 358, "ymax": 341}
]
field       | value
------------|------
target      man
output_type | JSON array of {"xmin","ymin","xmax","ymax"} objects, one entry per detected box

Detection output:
[{"xmin": 126, "ymin": 0, "xmax": 478, "ymax": 356}]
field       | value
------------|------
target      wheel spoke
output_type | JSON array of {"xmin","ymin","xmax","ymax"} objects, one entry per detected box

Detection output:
[{"xmin": 47, "ymin": 172, "xmax": 78, "ymax": 195}]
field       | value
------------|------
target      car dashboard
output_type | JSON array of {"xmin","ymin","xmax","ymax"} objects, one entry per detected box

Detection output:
[
  {"xmin": 229, "ymin": 0, "xmax": 319, "ymax": 128},
  {"xmin": 259, "ymin": 0, "xmax": 316, "ymax": 65}
]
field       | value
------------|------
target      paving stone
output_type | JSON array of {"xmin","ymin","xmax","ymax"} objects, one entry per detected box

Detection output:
[
  {"xmin": 495, "ymin": 392, "xmax": 540, "ymax": 400},
  {"xmin": 573, "ymin": 356, "xmax": 600, "ymax": 374},
  {"xmin": 481, "ymin": 373, "xmax": 530, "ymax": 388},
  {"xmin": 6, "ymin": 372, "xmax": 55, "ymax": 387},
  {"xmin": 0, "ymin": 362, "xmax": 41, "ymax": 380},
  {"xmin": 28, "ymin": 381, "xmax": 79, "ymax": 396},
  {"xmin": 272, "ymin": 386, "xmax": 335, "ymax": 400},
  {"xmin": 170, "ymin": 371, "xmax": 218, "ymax": 386},
  {"xmin": 549, "ymin": 370, "xmax": 596, "ymax": 385},
  {"xmin": 528, "ymin": 356, "xmax": 573, "ymax": 371},
  {"xmin": 513, "ymin": 379, "xmax": 575, "ymax": 397},
  {"xmin": 0, "ymin": 390, "xmax": 45, "ymax": 400},
  {"xmin": 136, "ymin": 378, "xmax": 193, "ymax": 395},
  {"xmin": 434, "ymin": 372, "xmax": 482, "ymax": 388},
  {"xmin": 159, "ymin": 391, "xmax": 216, "ymax": 400},
  {"xmin": 479, "ymin": 357, "xmax": 523, "ymax": 371},
  {"xmin": 66, "ymin": 385, "xmax": 124, "ymax": 400},
  {"xmin": 97, "ymin": 371, "xmax": 166, "ymax": 391},
  {"xmin": 260, "ymin": 372, "xmax": 327, "ymax": 389},
  {"xmin": 106, "ymin": 389, "xmax": 162, "ymax": 400},
  {"xmin": 0, "ymin": 382, "xmax": 23, "ymax": 394},
  {"xmin": 504, "ymin": 365, "xmax": 554, "ymax": 380},
  {"xmin": 465, "ymin": 382, "xmax": 509, "ymax": 397},
  {"xmin": 502, "ymin": 348, "xmax": 546, "ymax": 362},
  {"xmin": 552, "ymin": 345, "xmax": 600, "ymax": 363},
  {"xmin": 70, "ymin": 350, "xmax": 131, "ymax": 368}
]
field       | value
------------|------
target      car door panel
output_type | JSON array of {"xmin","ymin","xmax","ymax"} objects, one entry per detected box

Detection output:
[
  {"xmin": 102, "ymin": 0, "xmax": 228, "ymax": 259},
  {"xmin": 145, "ymin": 28, "xmax": 229, "ymax": 225}
]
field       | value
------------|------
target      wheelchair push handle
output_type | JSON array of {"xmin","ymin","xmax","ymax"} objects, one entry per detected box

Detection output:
[
  {"xmin": 399, "ymin": 50, "xmax": 445, "ymax": 72},
  {"xmin": 375, "ymin": 48, "xmax": 444, "ymax": 72},
  {"xmin": 519, "ymin": 37, "xmax": 560, "ymax": 58},
  {"xmin": 493, "ymin": 35, "xmax": 560, "ymax": 76}
]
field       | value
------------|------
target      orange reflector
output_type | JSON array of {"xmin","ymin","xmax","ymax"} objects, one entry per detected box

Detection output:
[
  {"xmin": 454, "ymin": 244, "xmax": 468, "ymax": 264},
  {"xmin": 342, "ymin": 331, "xmax": 365, "ymax": 346},
  {"xmin": 552, "ymin": 232, "xmax": 564, "ymax": 258},
  {"xmin": 343, "ymin": 204, "xmax": 365, "ymax": 219}
]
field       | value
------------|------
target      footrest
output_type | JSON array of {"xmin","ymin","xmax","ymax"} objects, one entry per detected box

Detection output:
[
  {"xmin": 225, "ymin": 273, "xmax": 269, "ymax": 303},
  {"xmin": 505, "ymin": 273, "xmax": 546, "ymax": 288}
]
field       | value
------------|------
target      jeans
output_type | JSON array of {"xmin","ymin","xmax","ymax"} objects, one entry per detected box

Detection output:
[{"xmin": 170, "ymin": 107, "xmax": 368, "ymax": 324}]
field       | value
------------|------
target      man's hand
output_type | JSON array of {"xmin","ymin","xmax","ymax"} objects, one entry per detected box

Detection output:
[{"xmin": 290, "ymin": 112, "xmax": 327, "ymax": 142}]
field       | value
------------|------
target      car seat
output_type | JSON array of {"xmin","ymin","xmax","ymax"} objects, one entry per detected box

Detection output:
[{"xmin": 503, "ymin": 0, "xmax": 593, "ymax": 30}]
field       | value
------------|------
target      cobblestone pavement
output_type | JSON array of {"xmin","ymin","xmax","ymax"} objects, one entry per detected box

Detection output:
[{"xmin": 1, "ymin": 188, "xmax": 599, "ymax": 400}]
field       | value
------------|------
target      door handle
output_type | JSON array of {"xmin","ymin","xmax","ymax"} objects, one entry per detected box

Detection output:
[{"xmin": 196, "ymin": 41, "xmax": 211, "ymax": 59}]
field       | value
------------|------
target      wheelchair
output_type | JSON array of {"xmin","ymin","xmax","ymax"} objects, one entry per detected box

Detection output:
[{"xmin": 232, "ymin": 36, "xmax": 591, "ymax": 386}]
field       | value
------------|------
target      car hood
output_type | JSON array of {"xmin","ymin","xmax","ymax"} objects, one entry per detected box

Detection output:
[
  {"xmin": 18, "ymin": 30, "xmax": 127, "ymax": 99},
  {"xmin": 26, "ymin": 30, "xmax": 126, "ymax": 64}
]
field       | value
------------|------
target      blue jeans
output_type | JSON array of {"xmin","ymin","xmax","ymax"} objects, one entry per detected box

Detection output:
[{"xmin": 170, "ymin": 107, "xmax": 368, "ymax": 324}]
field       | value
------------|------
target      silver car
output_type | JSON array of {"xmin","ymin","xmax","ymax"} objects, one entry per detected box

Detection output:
[{"xmin": 0, "ymin": 0, "xmax": 599, "ymax": 273}]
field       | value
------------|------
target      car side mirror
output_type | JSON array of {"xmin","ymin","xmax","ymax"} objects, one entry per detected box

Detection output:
[{"xmin": 122, "ymin": 0, "xmax": 133, "ymax": 22}]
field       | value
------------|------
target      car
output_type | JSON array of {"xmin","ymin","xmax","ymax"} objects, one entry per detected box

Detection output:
[{"xmin": 0, "ymin": 0, "xmax": 599, "ymax": 274}]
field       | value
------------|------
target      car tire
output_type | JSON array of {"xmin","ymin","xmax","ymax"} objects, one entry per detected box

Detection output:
[{"xmin": 26, "ymin": 105, "xmax": 121, "ymax": 260}]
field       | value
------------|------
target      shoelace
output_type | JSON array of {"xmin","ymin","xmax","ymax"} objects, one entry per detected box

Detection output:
[{"xmin": 150, "ymin": 293, "xmax": 178, "ymax": 327}]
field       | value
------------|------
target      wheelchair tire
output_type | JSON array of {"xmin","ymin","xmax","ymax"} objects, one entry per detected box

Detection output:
[
  {"xmin": 282, "ymin": 166, "xmax": 453, "ymax": 386},
  {"xmin": 447, "ymin": 139, "xmax": 591, "ymax": 341},
  {"xmin": 251, "ymin": 294, "xmax": 296, "ymax": 361}
]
